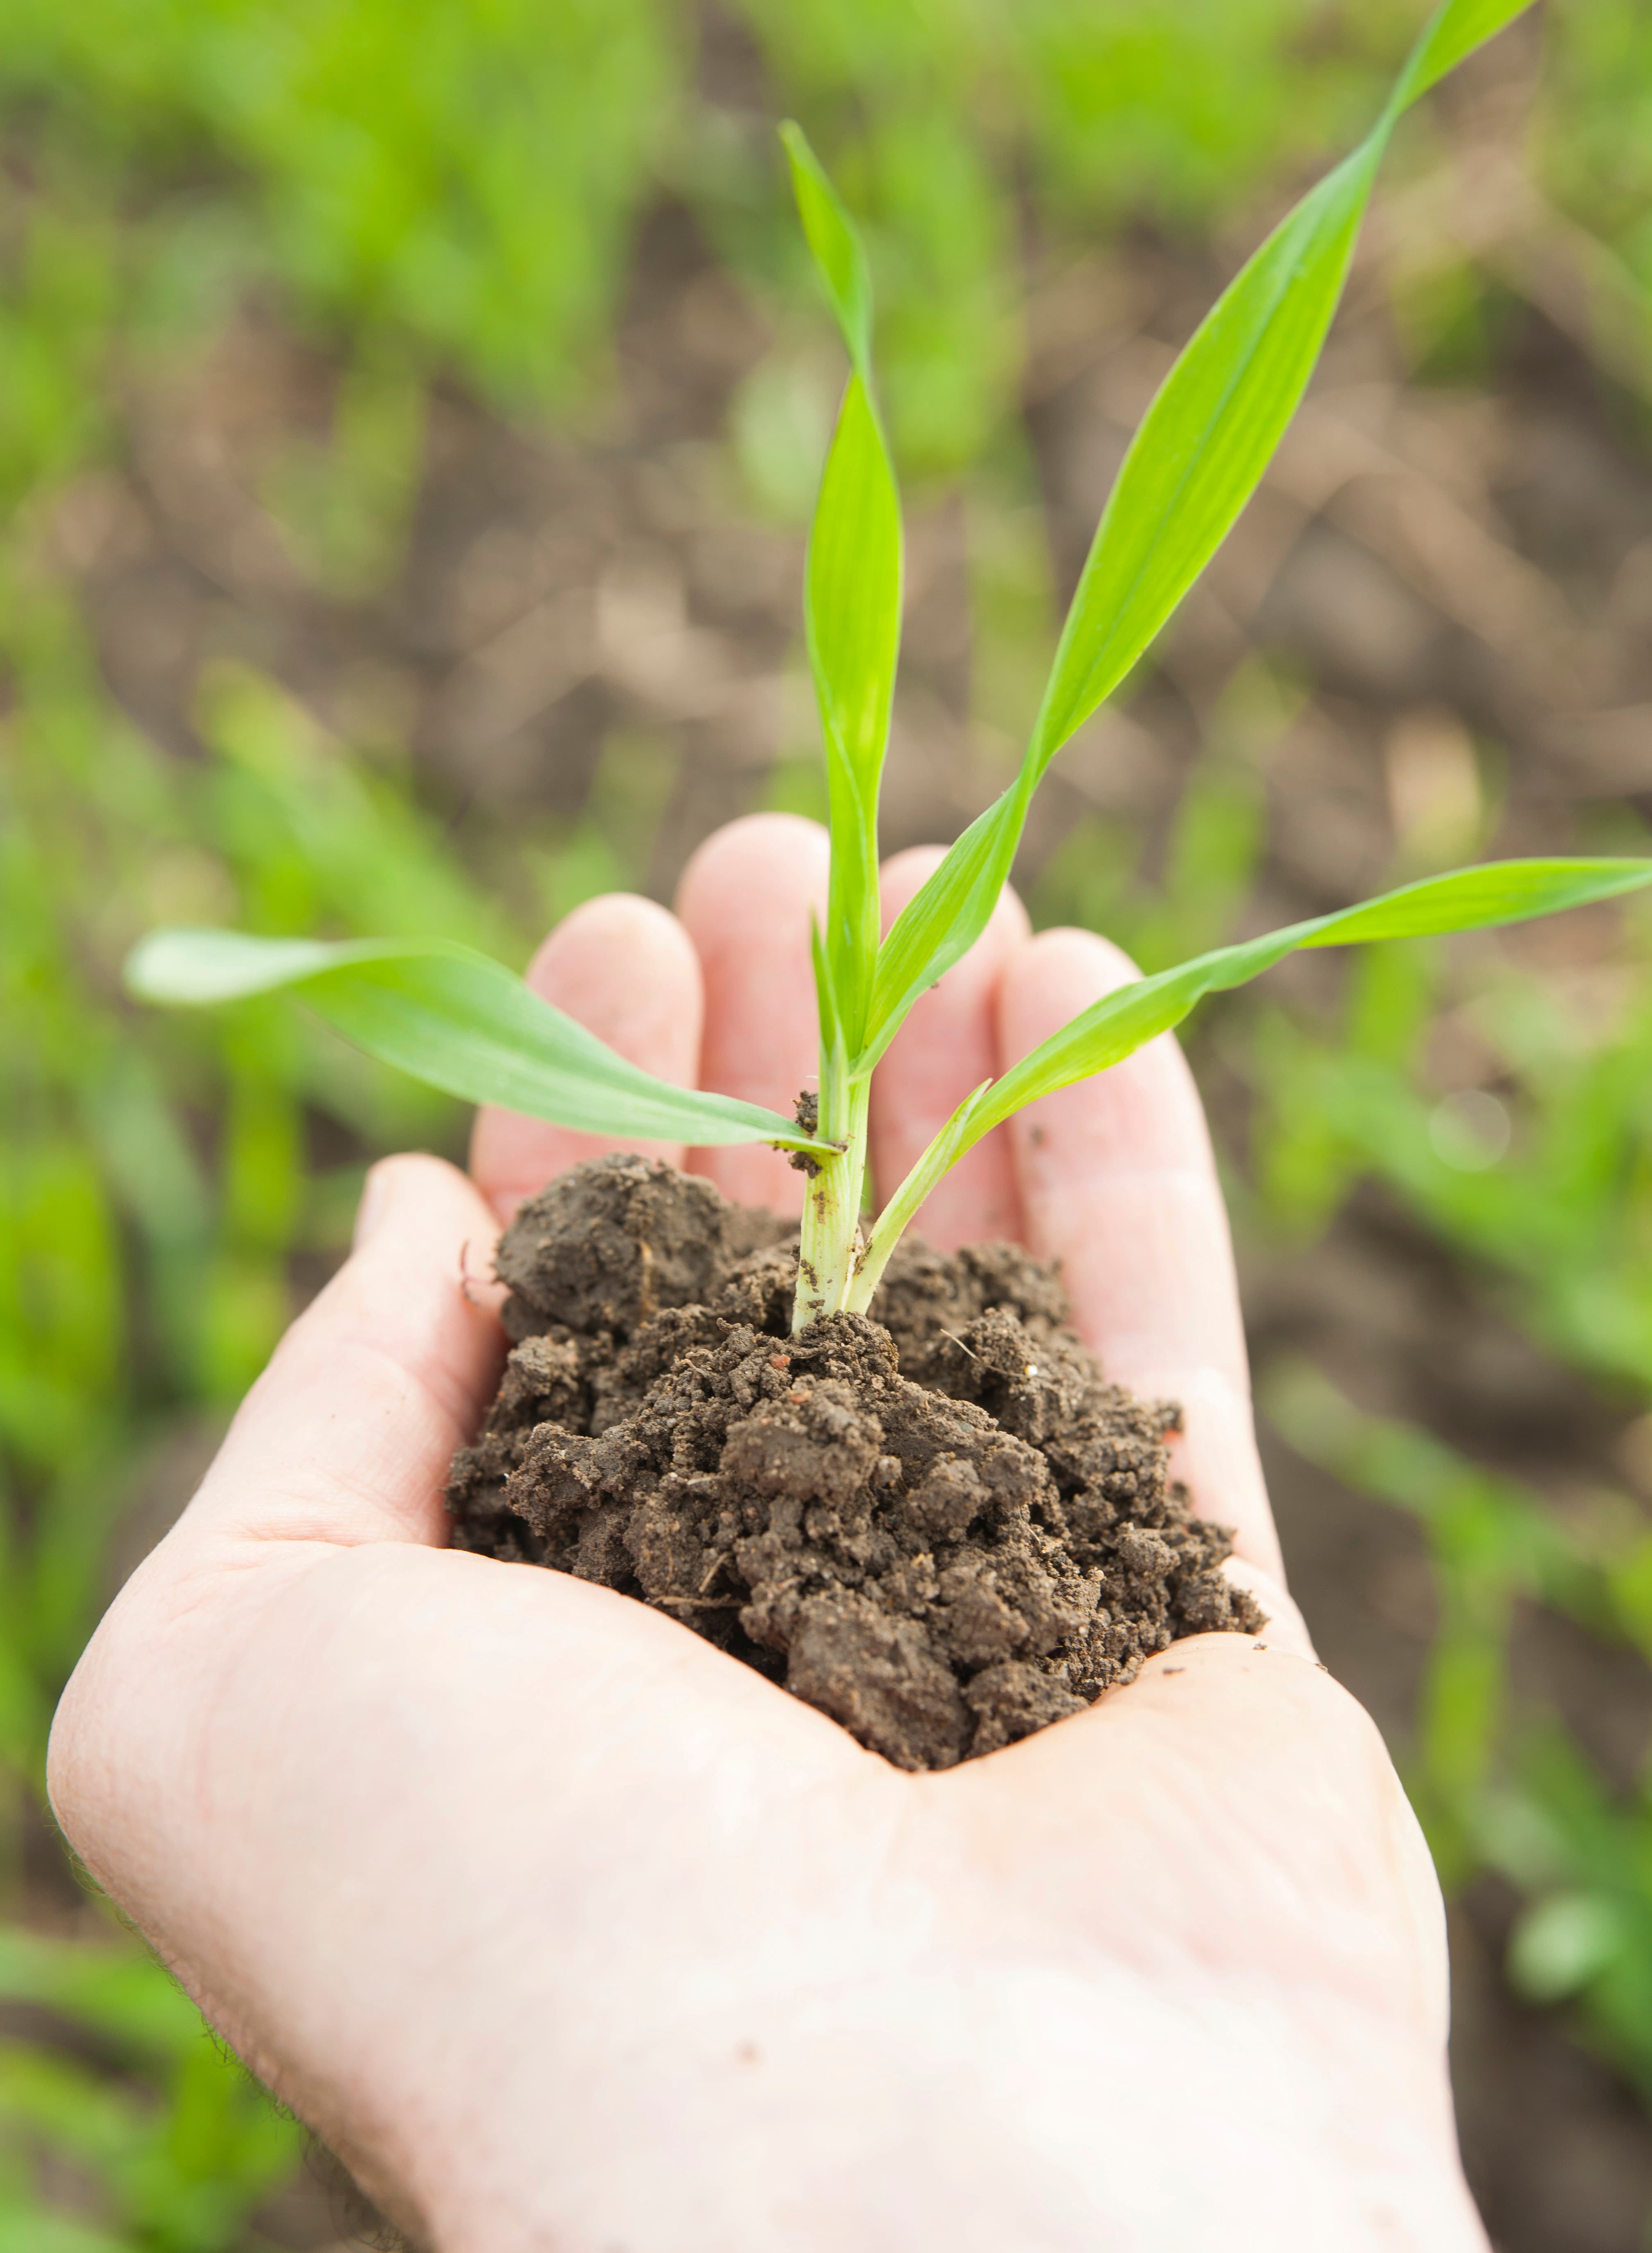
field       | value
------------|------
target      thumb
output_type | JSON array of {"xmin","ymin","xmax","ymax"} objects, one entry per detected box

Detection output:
[{"xmin": 177, "ymin": 1153, "xmax": 504, "ymax": 1554}]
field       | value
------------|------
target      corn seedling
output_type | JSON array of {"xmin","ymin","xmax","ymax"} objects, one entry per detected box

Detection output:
[{"xmin": 127, "ymin": 0, "xmax": 1650, "ymax": 1339}]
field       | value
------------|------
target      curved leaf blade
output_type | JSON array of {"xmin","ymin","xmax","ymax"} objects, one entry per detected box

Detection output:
[
  {"xmin": 127, "ymin": 930, "xmax": 831, "ymax": 1152},
  {"xmin": 1028, "ymin": 0, "xmax": 1535, "ymax": 776},
  {"xmin": 859, "ymin": 786, "xmax": 1025, "ymax": 1073},
  {"xmin": 974, "ymin": 930, "xmax": 1303, "ymax": 1133},
  {"xmin": 781, "ymin": 120, "xmax": 872, "ymax": 373},
  {"xmin": 969, "ymin": 857, "xmax": 1652, "ymax": 1141},
  {"xmin": 864, "ymin": 0, "xmax": 1538, "ymax": 1070},
  {"xmin": 1296, "ymin": 858, "xmax": 1652, "ymax": 946},
  {"xmin": 1392, "ymin": 0, "xmax": 1536, "ymax": 111},
  {"xmin": 1024, "ymin": 148, "xmax": 1378, "ymax": 782}
]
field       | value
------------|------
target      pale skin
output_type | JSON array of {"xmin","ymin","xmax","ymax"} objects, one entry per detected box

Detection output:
[{"xmin": 50, "ymin": 813, "xmax": 1489, "ymax": 2252}]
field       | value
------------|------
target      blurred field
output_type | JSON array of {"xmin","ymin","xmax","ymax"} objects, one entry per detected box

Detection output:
[{"xmin": 5, "ymin": 3, "xmax": 1652, "ymax": 2246}]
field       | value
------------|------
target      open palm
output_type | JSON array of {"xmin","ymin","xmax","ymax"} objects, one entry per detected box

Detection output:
[{"xmin": 50, "ymin": 815, "xmax": 1485, "ymax": 2252}]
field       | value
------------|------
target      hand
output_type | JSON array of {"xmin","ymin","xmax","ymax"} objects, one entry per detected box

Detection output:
[{"xmin": 50, "ymin": 815, "xmax": 1486, "ymax": 2253}]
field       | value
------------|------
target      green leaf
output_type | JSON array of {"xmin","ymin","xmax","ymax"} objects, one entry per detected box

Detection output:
[
  {"xmin": 783, "ymin": 123, "xmax": 903, "ymax": 1067},
  {"xmin": 1293, "ymin": 856, "xmax": 1652, "ymax": 943},
  {"xmin": 806, "ymin": 375, "xmax": 902, "ymax": 1056},
  {"xmin": 965, "ymin": 858, "xmax": 1652, "ymax": 1146},
  {"xmin": 1023, "ymin": 149, "xmax": 1377, "ymax": 778},
  {"xmin": 1391, "ymin": 0, "xmax": 1536, "ymax": 110},
  {"xmin": 780, "ymin": 121, "xmax": 873, "ymax": 374},
  {"xmin": 126, "ymin": 931, "xmax": 833, "ymax": 1154},
  {"xmin": 864, "ymin": 0, "xmax": 1537, "ymax": 1069},
  {"xmin": 809, "ymin": 910, "xmax": 845, "ymax": 1078},
  {"xmin": 860, "ymin": 791, "xmax": 1022, "ymax": 1073}
]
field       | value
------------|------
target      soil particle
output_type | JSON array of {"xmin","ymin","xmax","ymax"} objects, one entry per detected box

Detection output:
[{"xmin": 448, "ymin": 1154, "xmax": 1263, "ymax": 1769}]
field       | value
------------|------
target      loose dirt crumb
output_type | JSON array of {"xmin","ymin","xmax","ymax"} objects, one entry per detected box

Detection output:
[{"xmin": 448, "ymin": 1155, "xmax": 1263, "ymax": 1769}]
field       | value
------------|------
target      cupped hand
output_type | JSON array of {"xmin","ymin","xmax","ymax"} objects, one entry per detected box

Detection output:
[{"xmin": 50, "ymin": 815, "xmax": 1486, "ymax": 2253}]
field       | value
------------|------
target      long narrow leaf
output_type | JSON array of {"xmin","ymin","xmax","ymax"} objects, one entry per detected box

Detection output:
[
  {"xmin": 0, "ymin": 1929, "xmax": 202, "ymax": 2062},
  {"xmin": 1022, "ymin": 148, "xmax": 1377, "ymax": 777},
  {"xmin": 865, "ymin": 0, "xmax": 1536, "ymax": 1069},
  {"xmin": 784, "ymin": 123, "xmax": 902, "ymax": 1061},
  {"xmin": 1393, "ymin": 0, "xmax": 1535, "ymax": 107},
  {"xmin": 806, "ymin": 373, "xmax": 901, "ymax": 1052},
  {"xmin": 780, "ymin": 121, "xmax": 873, "ymax": 376},
  {"xmin": 126, "ymin": 930, "xmax": 833, "ymax": 1153},
  {"xmin": 858, "ymin": 787, "xmax": 1028, "ymax": 1075},
  {"xmin": 957, "ymin": 857, "xmax": 1652, "ymax": 1151}
]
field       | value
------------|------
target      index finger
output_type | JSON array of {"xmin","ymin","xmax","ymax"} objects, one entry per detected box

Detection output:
[
  {"xmin": 996, "ymin": 927, "xmax": 1283, "ymax": 1583},
  {"xmin": 674, "ymin": 814, "xmax": 830, "ymax": 1216},
  {"xmin": 470, "ymin": 893, "xmax": 704, "ymax": 1223}
]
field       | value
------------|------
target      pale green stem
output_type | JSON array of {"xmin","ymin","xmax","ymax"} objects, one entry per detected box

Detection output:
[
  {"xmin": 841, "ymin": 1080, "xmax": 991, "ymax": 1318},
  {"xmin": 792, "ymin": 1069, "xmax": 870, "ymax": 1331}
]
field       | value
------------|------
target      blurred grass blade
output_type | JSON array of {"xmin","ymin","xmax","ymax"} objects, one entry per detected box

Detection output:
[
  {"xmin": 126, "ymin": 930, "xmax": 832, "ymax": 1152},
  {"xmin": 784, "ymin": 124, "xmax": 902, "ymax": 1060},
  {"xmin": 0, "ymin": 1928, "xmax": 202, "ymax": 2061},
  {"xmin": 865, "ymin": 0, "xmax": 1537, "ymax": 1068},
  {"xmin": 1393, "ymin": 0, "xmax": 1536, "ymax": 108},
  {"xmin": 0, "ymin": 2200, "xmax": 131, "ymax": 2253},
  {"xmin": 969, "ymin": 857, "xmax": 1652, "ymax": 1139}
]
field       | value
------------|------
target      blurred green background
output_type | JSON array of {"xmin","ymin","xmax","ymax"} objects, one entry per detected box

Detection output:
[{"xmin": 5, "ymin": 1, "xmax": 1652, "ymax": 2244}]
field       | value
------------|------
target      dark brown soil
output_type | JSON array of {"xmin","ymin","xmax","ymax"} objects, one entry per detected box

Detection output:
[{"xmin": 446, "ymin": 1153, "xmax": 1262, "ymax": 1769}]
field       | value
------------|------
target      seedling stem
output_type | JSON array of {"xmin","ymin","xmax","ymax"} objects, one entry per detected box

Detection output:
[{"xmin": 795, "ymin": 1069, "xmax": 869, "ymax": 1328}]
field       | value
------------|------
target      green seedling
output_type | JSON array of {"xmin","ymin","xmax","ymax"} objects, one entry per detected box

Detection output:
[{"xmin": 127, "ymin": 0, "xmax": 1651, "ymax": 1338}]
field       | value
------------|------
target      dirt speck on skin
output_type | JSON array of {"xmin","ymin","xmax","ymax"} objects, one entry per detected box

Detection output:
[{"xmin": 448, "ymin": 1155, "xmax": 1263, "ymax": 1769}]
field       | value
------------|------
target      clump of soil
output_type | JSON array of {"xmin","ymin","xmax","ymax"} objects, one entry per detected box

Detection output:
[{"xmin": 447, "ymin": 1154, "xmax": 1263, "ymax": 1769}]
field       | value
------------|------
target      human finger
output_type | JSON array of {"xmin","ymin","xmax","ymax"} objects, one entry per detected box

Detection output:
[
  {"xmin": 868, "ymin": 846, "xmax": 1028, "ymax": 1250},
  {"xmin": 175, "ymin": 1154, "xmax": 504, "ymax": 1552},
  {"xmin": 674, "ymin": 812, "xmax": 830, "ymax": 1214},
  {"xmin": 997, "ymin": 928, "xmax": 1282, "ymax": 1581},
  {"xmin": 470, "ymin": 893, "xmax": 703, "ymax": 1223}
]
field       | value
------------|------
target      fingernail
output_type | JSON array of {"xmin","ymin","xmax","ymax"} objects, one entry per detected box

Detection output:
[{"xmin": 353, "ymin": 1163, "xmax": 395, "ymax": 1249}]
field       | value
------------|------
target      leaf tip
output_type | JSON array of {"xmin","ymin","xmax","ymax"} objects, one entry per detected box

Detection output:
[
  {"xmin": 777, "ymin": 118, "xmax": 824, "ymax": 204},
  {"xmin": 123, "ymin": 928, "xmax": 186, "ymax": 1005}
]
